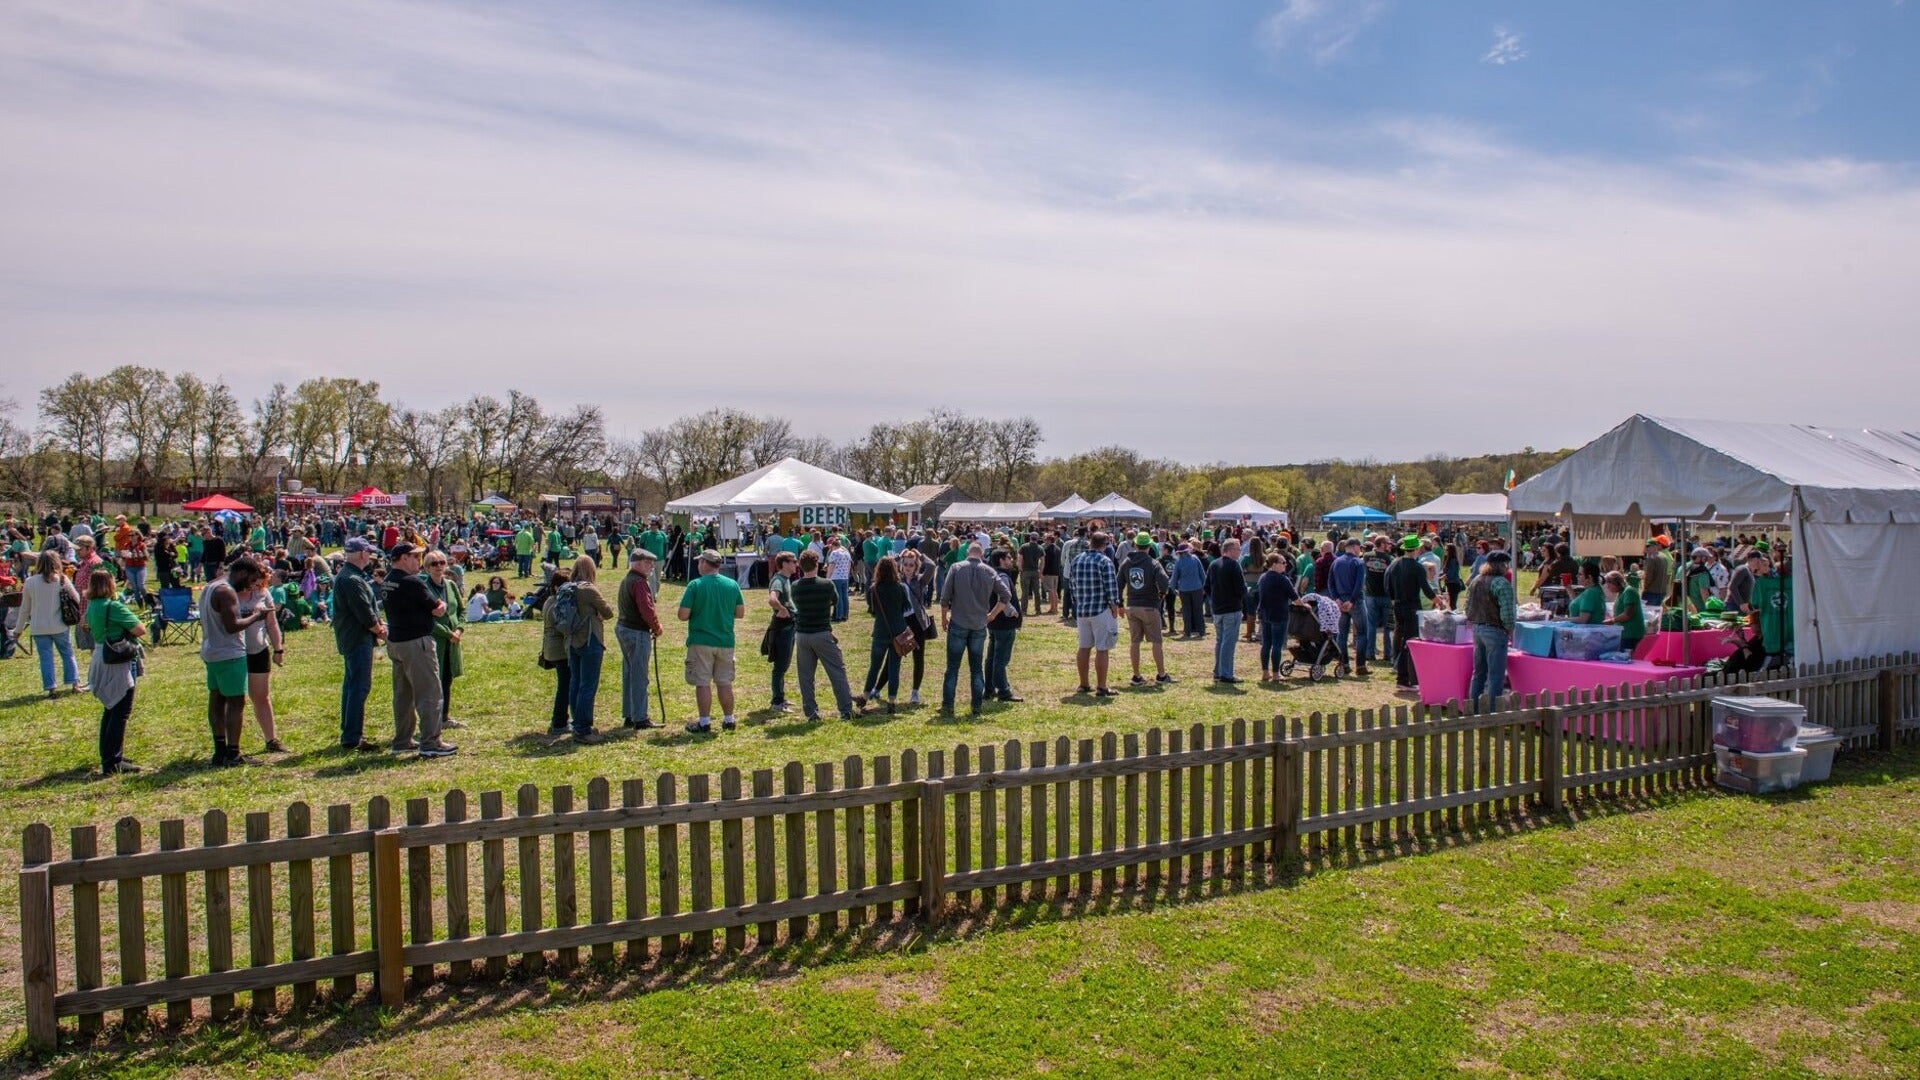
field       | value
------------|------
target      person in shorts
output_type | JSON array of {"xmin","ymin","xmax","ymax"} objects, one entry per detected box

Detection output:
[
  {"xmin": 678, "ymin": 549, "xmax": 745, "ymax": 733},
  {"xmin": 201, "ymin": 556, "xmax": 272, "ymax": 766},
  {"xmin": 1069, "ymin": 531, "xmax": 1123, "ymax": 696},
  {"xmin": 1119, "ymin": 531, "xmax": 1175, "ymax": 686}
]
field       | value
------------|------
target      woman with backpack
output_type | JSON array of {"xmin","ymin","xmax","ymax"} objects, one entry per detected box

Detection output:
[
  {"xmin": 549, "ymin": 556, "xmax": 614, "ymax": 744},
  {"xmin": 20, "ymin": 549, "xmax": 86, "ymax": 698}
]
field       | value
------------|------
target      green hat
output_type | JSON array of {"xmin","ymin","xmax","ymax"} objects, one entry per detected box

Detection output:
[
  {"xmin": 1134, "ymin": 532, "xmax": 1153, "ymax": 547},
  {"xmin": 1399, "ymin": 535, "xmax": 1420, "ymax": 551},
  {"xmin": 1754, "ymin": 539, "xmax": 1771, "ymax": 552}
]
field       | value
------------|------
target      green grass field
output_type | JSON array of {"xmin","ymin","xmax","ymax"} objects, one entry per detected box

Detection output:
[{"xmin": 1, "ymin": 568, "xmax": 1915, "ymax": 1077}]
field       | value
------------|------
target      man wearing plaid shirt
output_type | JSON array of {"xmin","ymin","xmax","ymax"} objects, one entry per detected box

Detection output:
[{"xmin": 1071, "ymin": 531, "xmax": 1124, "ymax": 696}]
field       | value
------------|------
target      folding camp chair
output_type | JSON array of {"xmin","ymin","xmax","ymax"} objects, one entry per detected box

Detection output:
[{"xmin": 151, "ymin": 586, "xmax": 200, "ymax": 647}]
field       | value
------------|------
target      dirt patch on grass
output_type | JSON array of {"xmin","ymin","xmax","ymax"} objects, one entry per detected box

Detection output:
[
  {"xmin": 810, "ymin": 1039, "xmax": 903, "ymax": 1073},
  {"xmin": 1174, "ymin": 960, "xmax": 1237, "ymax": 997},
  {"xmin": 818, "ymin": 968, "xmax": 942, "ymax": 1011},
  {"xmin": 1473, "ymin": 998, "xmax": 1570, "ymax": 1047},
  {"xmin": 1838, "ymin": 899, "xmax": 1920, "ymax": 935}
]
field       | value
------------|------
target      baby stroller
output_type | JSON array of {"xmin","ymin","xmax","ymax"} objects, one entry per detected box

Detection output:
[{"xmin": 1279, "ymin": 604, "xmax": 1348, "ymax": 682}]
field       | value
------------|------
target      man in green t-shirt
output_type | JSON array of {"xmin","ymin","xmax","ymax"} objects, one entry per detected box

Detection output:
[
  {"xmin": 636, "ymin": 522, "xmax": 668, "ymax": 590},
  {"xmin": 677, "ymin": 549, "xmax": 746, "ymax": 734},
  {"xmin": 1748, "ymin": 558, "xmax": 1792, "ymax": 663},
  {"xmin": 513, "ymin": 527, "xmax": 536, "ymax": 578}
]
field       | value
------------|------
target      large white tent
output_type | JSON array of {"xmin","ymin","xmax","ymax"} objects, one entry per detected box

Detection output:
[
  {"xmin": 1080, "ymin": 492, "xmax": 1154, "ymax": 520},
  {"xmin": 1205, "ymin": 495, "xmax": 1290, "ymax": 525},
  {"xmin": 1039, "ymin": 493, "xmax": 1091, "ymax": 519},
  {"xmin": 664, "ymin": 458, "xmax": 918, "ymax": 514},
  {"xmin": 938, "ymin": 501, "xmax": 1045, "ymax": 523},
  {"xmin": 1397, "ymin": 493, "xmax": 1508, "ymax": 523},
  {"xmin": 1509, "ymin": 414, "xmax": 1920, "ymax": 664}
]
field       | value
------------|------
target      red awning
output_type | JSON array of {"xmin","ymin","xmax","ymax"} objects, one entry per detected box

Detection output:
[{"xmin": 181, "ymin": 494, "xmax": 254, "ymax": 513}]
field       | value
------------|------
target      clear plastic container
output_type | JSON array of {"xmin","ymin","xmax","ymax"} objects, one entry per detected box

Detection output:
[
  {"xmin": 1795, "ymin": 724, "xmax": 1840, "ymax": 783},
  {"xmin": 1417, "ymin": 609, "xmax": 1472, "ymax": 644},
  {"xmin": 1714, "ymin": 746, "xmax": 1807, "ymax": 794},
  {"xmin": 1711, "ymin": 696, "xmax": 1806, "ymax": 754},
  {"xmin": 1554, "ymin": 624, "xmax": 1624, "ymax": 661}
]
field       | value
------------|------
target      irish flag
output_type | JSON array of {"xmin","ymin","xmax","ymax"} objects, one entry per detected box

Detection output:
[{"xmin": 1503, "ymin": 468, "xmax": 1517, "ymax": 491}]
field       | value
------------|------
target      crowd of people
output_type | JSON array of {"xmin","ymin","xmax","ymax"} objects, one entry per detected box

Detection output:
[{"xmin": 1, "ymin": 505, "xmax": 1793, "ymax": 775}]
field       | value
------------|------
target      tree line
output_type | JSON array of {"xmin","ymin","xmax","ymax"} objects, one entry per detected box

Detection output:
[{"xmin": 1, "ymin": 374, "xmax": 1566, "ymax": 522}]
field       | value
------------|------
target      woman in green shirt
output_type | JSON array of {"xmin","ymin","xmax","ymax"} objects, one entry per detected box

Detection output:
[
  {"xmin": 425, "ymin": 552, "xmax": 466, "ymax": 729},
  {"xmin": 1601, "ymin": 571, "xmax": 1646, "ymax": 651},
  {"xmin": 84, "ymin": 568, "xmax": 146, "ymax": 774},
  {"xmin": 1565, "ymin": 565, "xmax": 1607, "ymax": 624}
]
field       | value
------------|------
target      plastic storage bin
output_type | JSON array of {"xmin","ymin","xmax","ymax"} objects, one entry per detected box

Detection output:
[
  {"xmin": 1711, "ymin": 696, "xmax": 1806, "ymax": 754},
  {"xmin": 1795, "ymin": 723, "xmax": 1840, "ymax": 783},
  {"xmin": 1417, "ymin": 610, "xmax": 1472, "ymax": 644},
  {"xmin": 1515, "ymin": 620, "xmax": 1563, "ymax": 657},
  {"xmin": 1714, "ymin": 746, "xmax": 1808, "ymax": 794},
  {"xmin": 1554, "ymin": 624, "xmax": 1623, "ymax": 661}
]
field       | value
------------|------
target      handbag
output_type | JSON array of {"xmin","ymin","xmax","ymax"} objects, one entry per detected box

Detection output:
[
  {"xmin": 102, "ymin": 634, "xmax": 138, "ymax": 665},
  {"xmin": 891, "ymin": 626, "xmax": 918, "ymax": 657},
  {"xmin": 58, "ymin": 584, "xmax": 82, "ymax": 627}
]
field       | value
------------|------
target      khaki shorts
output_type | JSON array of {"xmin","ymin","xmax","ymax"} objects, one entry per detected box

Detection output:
[
  {"xmin": 1076, "ymin": 610, "xmax": 1120, "ymax": 652},
  {"xmin": 684, "ymin": 644, "xmax": 736, "ymax": 686},
  {"xmin": 1126, "ymin": 606, "xmax": 1163, "ymax": 644}
]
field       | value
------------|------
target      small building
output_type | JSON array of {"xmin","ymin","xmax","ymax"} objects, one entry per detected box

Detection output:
[{"xmin": 901, "ymin": 484, "xmax": 972, "ymax": 522}]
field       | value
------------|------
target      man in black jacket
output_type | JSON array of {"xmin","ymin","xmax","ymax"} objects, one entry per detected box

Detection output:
[
  {"xmin": 1207, "ymin": 538, "xmax": 1246, "ymax": 683},
  {"xmin": 1384, "ymin": 535, "xmax": 1437, "ymax": 693},
  {"xmin": 1120, "ymin": 532, "xmax": 1175, "ymax": 686}
]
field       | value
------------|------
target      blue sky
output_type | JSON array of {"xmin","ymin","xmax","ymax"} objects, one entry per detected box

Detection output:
[{"xmin": 2, "ymin": 0, "xmax": 1918, "ymax": 462}]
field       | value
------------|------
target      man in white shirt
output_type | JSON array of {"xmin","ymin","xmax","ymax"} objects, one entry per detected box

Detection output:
[{"xmin": 825, "ymin": 537, "xmax": 853, "ymax": 621}]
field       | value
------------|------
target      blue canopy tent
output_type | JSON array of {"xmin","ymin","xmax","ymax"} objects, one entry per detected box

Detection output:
[{"xmin": 1322, "ymin": 504, "xmax": 1392, "ymax": 524}]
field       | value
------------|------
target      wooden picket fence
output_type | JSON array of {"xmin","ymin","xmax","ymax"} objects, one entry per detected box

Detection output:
[{"xmin": 18, "ymin": 653, "xmax": 1920, "ymax": 1050}]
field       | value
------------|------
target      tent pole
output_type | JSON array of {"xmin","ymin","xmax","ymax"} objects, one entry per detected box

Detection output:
[{"xmin": 1792, "ymin": 488, "xmax": 1824, "ymax": 666}]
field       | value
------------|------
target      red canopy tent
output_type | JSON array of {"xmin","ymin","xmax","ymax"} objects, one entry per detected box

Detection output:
[
  {"xmin": 344, "ymin": 486, "xmax": 406, "ymax": 509},
  {"xmin": 181, "ymin": 494, "xmax": 254, "ymax": 513}
]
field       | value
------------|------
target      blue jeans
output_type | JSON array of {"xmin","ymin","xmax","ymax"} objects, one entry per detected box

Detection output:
[
  {"xmin": 516, "ymin": 554, "xmax": 533, "ymax": 577},
  {"xmin": 1365, "ymin": 596, "xmax": 1393, "ymax": 662},
  {"xmin": 942, "ymin": 625, "xmax": 987, "ymax": 711},
  {"xmin": 986, "ymin": 626, "xmax": 1016, "ymax": 698},
  {"xmin": 125, "ymin": 565, "xmax": 147, "ymax": 598},
  {"xmin": 1469, "ymin": 626, "xmax": 1510, "ymax": 712},
  {"xmin": 1212, "ymin": 613, "xmax": 1242, "ymax": 678},
  {"xmin": 567, "ymin": 635, "xmax": 605, "ymax": 735},
  {"xmin": 35, "ymin": 631, "xmax": 77, "ymax": 691},
  {"xmin": 1260, "ymin": 616, "xmax": 1286, "ymax": 674},
  {"xmin": 832, "ymin": 579, "xmax": 850, "ymax": 621},
  {"xmin": 339, "ymin": 642, "xmax": 373, "ymax": 747},
  {"xmin": 614, "ymin": 623, "xmax": 652, "ymax": 724},
  {"xmin": 1338, "ymin": 602, "xmax": 1367, "ymax": 665}
]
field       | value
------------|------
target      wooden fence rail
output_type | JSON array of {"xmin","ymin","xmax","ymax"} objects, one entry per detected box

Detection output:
[{"xmin": 19, "ymin": 653, "xmax": 1920, "ymax": 1050}]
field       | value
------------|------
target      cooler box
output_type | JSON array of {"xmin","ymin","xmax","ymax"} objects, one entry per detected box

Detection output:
[
  {"xmin": 1417, "ymin": 609, "xmax": 1472, "ymax": 644},
  {"xmin": 1554, "ymin": 624, "xmax": 1623, "ymax": 661},
  {"xmin": 1795, "ymin": 723, "xmax": 1841, "ymax": 784},
  {"xmin": 1515, "ymin": 620, "xmax": 1563, "ymax": 657},
  {"xmin": 1711, "ymin": 696, "xmax": 1805, "ymax": 755},
  {"xmin": 1715, "ymin": 746, "xmax": 1807, "ymax": 794}
]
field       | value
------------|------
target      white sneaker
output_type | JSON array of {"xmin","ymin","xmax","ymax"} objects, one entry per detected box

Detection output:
[{"xmin": 909, "ymin": 691, "xmax": 921, "ymax": 705}]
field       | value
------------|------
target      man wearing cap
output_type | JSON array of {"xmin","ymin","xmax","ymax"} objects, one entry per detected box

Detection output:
[
  {"xmin": 1170, "ymin": 541, "xmax": 1207, "ymax": 639},
  {"xmin": 1683, "ymin": 547, "xmax": 1717, "ymax": 613},
  {"xmin": 1120, "ymin": 532, "xmax": 1175, "ymax": 686},
  {"xmin": 332, "ymin": 537, "xmax": 386, "ymax": 750},
  {"xmin": 1464, "ymin": 550, "xmax": 1516, "ymax": 712},
  {"xmin": 1385, "ymin": 535, "xmax": 1438, "ymax": 693},
  {"xmin": 1328, "ymin": 538, "xmax": 1369, "ymax": 676},
  {"xmin": 383, "ymin": 543, "xmax": 456, "ymax": 757},
  {"xmin": 1640, "ymin": 537, "xmax": 1673, "ymax": 606},
  {"xmin": 678, "ymin": 549, "xmax": 746, "ymax": 733},
  {"xmin": 616, "ymin": 547, "xmax": 664, "ymax": 729}
]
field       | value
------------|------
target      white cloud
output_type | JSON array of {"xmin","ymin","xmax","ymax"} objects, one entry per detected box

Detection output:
[
  {"xmin": 2, "ymin": 0, "xmax": 1919, "ymax": 461},
  {"xmin": 1259, "ymin": 0, "xmax": 1389, "ymax": 64},
  {"xmin": 1482, "ymin": 25, "xmax": 1527, "ymax": 66}
]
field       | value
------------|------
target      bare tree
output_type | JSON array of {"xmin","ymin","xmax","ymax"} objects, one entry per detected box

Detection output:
[
  {"xmin": 390, "ymin": 406, "xmax": 462, "ymax": 510},
  {"xmin": 37, "ymin": 373, "xmax": 112, "ymax": 511},
  {"xmin": 980, "ymin": 416, "xmax": 1043, "ymax": 499},
  {"xmin": 0, "ymin": 397, "xmax": 60, "ymax": 517},
  {"xmin": 236, "ymin": 383, "xmax": 291, "ymax": 503},
  {"xmin": 103, "ymin": 365, "xmax": 179, "ymax": 514}
]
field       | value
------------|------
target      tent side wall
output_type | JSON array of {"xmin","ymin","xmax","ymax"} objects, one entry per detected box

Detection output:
[{"xmin": 1793, "ymin": 513, "xmax": 1920, "ymax": 665}]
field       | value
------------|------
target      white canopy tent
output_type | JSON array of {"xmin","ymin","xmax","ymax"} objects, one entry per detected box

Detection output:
[
  {"xmin": 1397, "ymin": 493, "xmax": 1509, "ymax": 523},
  {"xmin": 1039, "ymin": 493, "xmax": 1091, "ymax": 519},
  {"xmin": 664, "ymin": 458, "xmax": 918, "ymax": 514},
  {"xmin": 939, "ymin": 501, "xmax": 1045, "ymax": 524},
  {"xmin": 1509, "ymin": 415, "xmax": 1920, "ymax": 664},
  {"xmin": 1205, "ymin": 495, "xmax": 1291, "ymax": 525},
  {"xmin": 1080, "ymin": 492, "xmax": 1154, "ymax": 520}
]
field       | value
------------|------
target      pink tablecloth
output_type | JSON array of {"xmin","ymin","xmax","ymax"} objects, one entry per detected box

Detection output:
[
  {"xmin": 1406, "ymin": 640, "xmax": 1475, "ymax": 706},
  {"xmin": 1630, "ymin": 627, "xmax": 1746, "ymax": 665},
  {"xmin": 1506, "ymin": 654, "xmax": 1707, "ymax": 748}
]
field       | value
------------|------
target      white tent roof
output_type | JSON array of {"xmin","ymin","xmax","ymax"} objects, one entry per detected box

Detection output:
[
  {"xmin": 664, "ymin": 458, "xmax": 918, "ymax": 514},
  {"xmin": 1205, "ymin": 495, "xmax": 1290, "ymax": 524},
  {"xmin": 939, "ymin": 501, "xmax": 1045, "ymax": 523},
  {"xmin": 1039, "ymin": 493, "xmax": 1090, "ymax": 519},
  {"xmin": 1397, "ymin": 493, "xmax": 1508, "ymax": 523},
  {"xmin": 1080, "ymin": 492, "xmax": 1154, "ymax": 520},
  {"xmin": 1510, "ymin": 415, "xmax": 1920, "ymax": 525}
]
